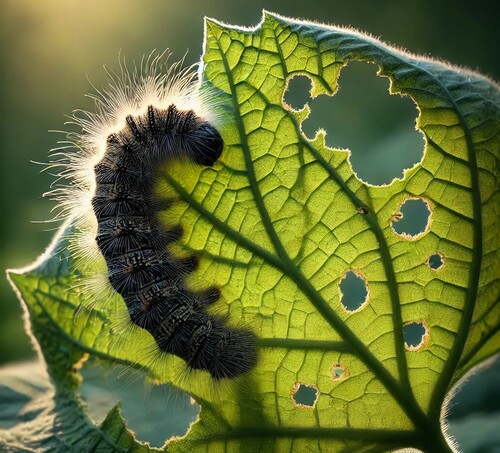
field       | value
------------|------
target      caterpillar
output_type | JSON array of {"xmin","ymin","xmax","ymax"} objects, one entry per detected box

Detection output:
[{"xmin": 50, "ymin": 53, "xmax": 257, "ymax": 380}]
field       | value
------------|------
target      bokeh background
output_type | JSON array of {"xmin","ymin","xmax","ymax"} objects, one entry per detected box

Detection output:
[{"xmin": 1, "ymin": 0, "xmax": 499, "ymax": 450}]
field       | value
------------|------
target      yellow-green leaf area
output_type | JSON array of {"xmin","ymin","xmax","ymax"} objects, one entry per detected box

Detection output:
[
  {"xmin": 164, "ymin": 12, "xmax": 499, "ymax": 452},
  {"xmin": 6, "ymin": 11, "xmax": 499, "ymax": 453}
]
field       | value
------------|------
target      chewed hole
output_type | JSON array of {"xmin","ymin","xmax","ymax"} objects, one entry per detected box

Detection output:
[
  {"xmin": 391, "ymin": 197, "xmax": 432, "ymax": 240},
  {"xmin": 339, "ymin": 271, "xmax": 369, "ymax": 312},
  {"xmin": 331, "ymin": 363, "xmax": 348, "ymax": 381},
  {"xmin": 428, "ymin": 253, "xmax": 445, "ymax": 271},
  {"xmin": 403, "ymin": 322, "xmax": 428, "ymax": 350},
  {"xmin": 283, "ymin": 75, "xmax": 313, "ymax": 110},
  {"xmin": 291, "ymin": 382, "xmax": 319, "ymax": 408},
  {"xmin": 283, "ymin": 62, "xmax": 424, "ymax": 185},
  {"xmin": 79, "ymin": 361, "xmax": 198, "ymax": 447}
]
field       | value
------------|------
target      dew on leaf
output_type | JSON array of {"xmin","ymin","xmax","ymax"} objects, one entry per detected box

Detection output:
[
  {"xmin": 428, "ymin": 253, "xmax": 445, "ymax": 271},
  {"xmin": 291, "ymin": 382, "xmax": 319, "ymax": 408},
  {"xmin": 339, "ymin": 271, "xmax": 369, "ymax": 312},
  {"xmin": 391, "ymin": 197, "xmax": 432, "ymax": 240},
  {"xmin": 403, "ymin": 322, "xmax": 428, "ymax": 350}
]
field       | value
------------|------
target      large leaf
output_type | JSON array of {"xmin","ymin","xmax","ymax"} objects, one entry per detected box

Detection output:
[{"xmin": 5, "ymin": 11, "xmax": 499, "ymax": 453}]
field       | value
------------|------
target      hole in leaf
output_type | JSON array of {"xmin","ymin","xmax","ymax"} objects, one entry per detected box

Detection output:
[
  {"xmin": 331, "ymin": 363, "xmax": 348, "ymax": 381},
  {"xmin": 428, "ymin": 253, "xmax": 445, "ymax": 271},
  {"xmin": 79, "ymin": 361, "xmax": 198, "ymax": 447},
  {"xmin": 283, "ymin": 75, "xmax": 312, "ymax": 110},
  {"xmin": 284, "ymin": 62, "xmax": 424, "ymax": 185},
  {"xmin": 403, "ymin": 322, "xmax": 428, "ymax": 350},
  {"xmin": 339, "ymin": 271, "xmax": 369, "ymax": 312},
  {"xmin": 291, "ymin": 382, "xmax": 319, "ymax": 408},
  {"xmin": 391, "ymin": 197, "xmax": 432, "ymax": 240}
]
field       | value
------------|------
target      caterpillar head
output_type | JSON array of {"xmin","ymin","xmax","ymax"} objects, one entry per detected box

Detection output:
[{"xmin": 181, "ymin": 119, "xmax": 224, "ymax": 167}]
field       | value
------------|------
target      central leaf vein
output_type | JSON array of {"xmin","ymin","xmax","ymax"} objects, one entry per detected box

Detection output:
[{"xmin": 184, "ymin": 22, "xmax": 432, "ymax": 431}]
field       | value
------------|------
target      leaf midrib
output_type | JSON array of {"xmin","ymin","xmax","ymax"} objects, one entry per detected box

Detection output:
[{"xmin": 269, "ymin": 20, "xmax": 413, "ymax": 402}]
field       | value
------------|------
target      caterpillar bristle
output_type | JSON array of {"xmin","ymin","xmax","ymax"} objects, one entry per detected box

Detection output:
[{"xmin": 45, "ymin": 50, "xmax": 257, "ymax": 382}]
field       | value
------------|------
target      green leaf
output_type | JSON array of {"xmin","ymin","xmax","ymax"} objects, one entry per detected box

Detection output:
[
  {"xmin": 0, "ymin": 299, "xmax": 153, "ymax": 452},
  {"xmin": 5, "ymin": 11, "xmax": 499, "ymax": 453}
]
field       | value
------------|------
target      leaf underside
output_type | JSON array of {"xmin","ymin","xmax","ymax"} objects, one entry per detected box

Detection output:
[{"xmin": 5, "ymin": 11, "xmax": 500, "ymax": 453}]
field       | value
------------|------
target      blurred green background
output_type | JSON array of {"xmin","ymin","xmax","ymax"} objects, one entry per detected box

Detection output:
[{"xmin": 0, "ymin": 0, "xmax": 498, "ymax": 450}]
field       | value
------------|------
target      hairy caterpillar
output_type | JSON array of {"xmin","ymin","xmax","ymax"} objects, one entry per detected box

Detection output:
[{"xmin": 50, "ymin": 53, "xmax": 257, "ymax": 380}]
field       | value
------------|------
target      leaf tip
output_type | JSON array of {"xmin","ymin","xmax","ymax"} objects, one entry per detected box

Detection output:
[
  {"xmin": 203, "ymin": 15, "xmax": 222, "ymax": 37},
  {"xmin": 5, "ymin": 266, "xmax": 23, "ymax": 292},
  {"xmin": 261, "ymin": 9, "xmax": 274, "ymax": 21},
  {"xmin": 261, "ymin": 9, "xmax": 287, "ymax": 23}
]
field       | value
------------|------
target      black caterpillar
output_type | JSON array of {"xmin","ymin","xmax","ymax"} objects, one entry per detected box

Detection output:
[{"xmin": 92, "ymin": 103, "xmax": 256, "ymax": 379}]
